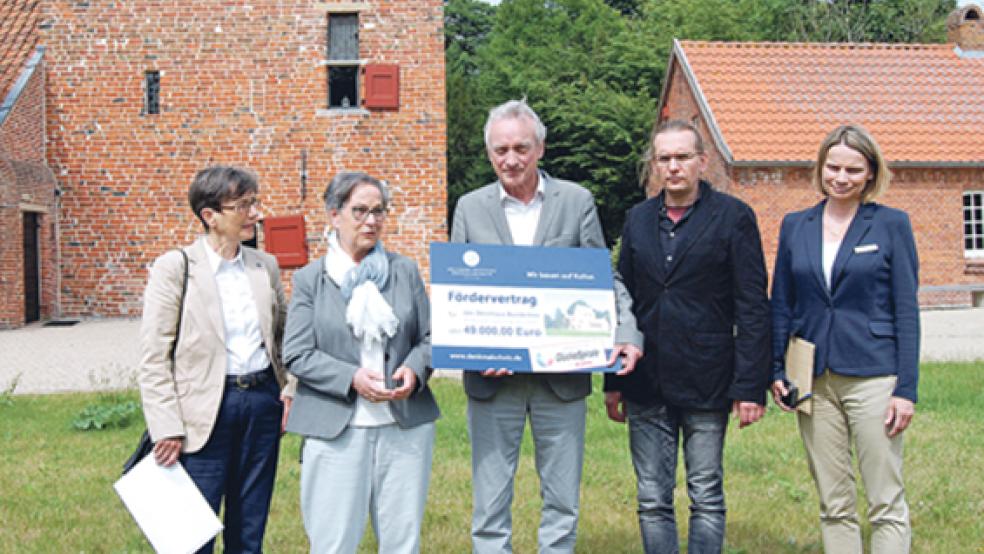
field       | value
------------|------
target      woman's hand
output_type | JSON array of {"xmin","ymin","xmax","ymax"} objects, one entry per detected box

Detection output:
[
  {"xmin": 390, "ymin": 366, "xmax": 418, "ymax": 401},
  {"xmin": 280, "ymin": 394, "xmax": 292, "ymax": 434},
  {"xmin": 352, "ymin": 367, "xmax": 394, "ymax": 403},
  {"xmin": 885, "ymin": 396, "xmax": 915, "ymax": 437},
  {"xmin": 153, "ymin": 437, "xmax": 183, "ymax": 466},
  {"xmin": 771, "ymin": 380, "xmax": 795, "ymax": 412}
]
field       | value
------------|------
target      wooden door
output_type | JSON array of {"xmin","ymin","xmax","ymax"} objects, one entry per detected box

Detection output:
[{"xmin": 23, "ymin": 212, "xmax": 40, "ymax": 323}]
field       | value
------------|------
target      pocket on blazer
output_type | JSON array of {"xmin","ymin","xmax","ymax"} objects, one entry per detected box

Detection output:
[
  {"xmin": 868, "ymin": 321, "xmax": 896, "ymax": 337},
  {"xmin": 542, "ymin": 233, "xmax": 576, "ymax": 247}
]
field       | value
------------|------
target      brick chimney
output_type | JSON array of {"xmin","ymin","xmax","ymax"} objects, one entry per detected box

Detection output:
[{"xmin": 948, "ymin": 4, "xmax": 984, "ymax": 55}]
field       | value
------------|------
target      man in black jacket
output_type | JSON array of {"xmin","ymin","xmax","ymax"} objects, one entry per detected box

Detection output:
[{"xmin": 604, "ymin": 120, "xmax": 771, "ymax": 554}]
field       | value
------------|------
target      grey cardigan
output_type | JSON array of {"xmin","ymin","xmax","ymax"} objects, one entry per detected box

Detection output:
[{"xmin": 283, "ymin": 252, "xmax": 439, "ymax": 441}]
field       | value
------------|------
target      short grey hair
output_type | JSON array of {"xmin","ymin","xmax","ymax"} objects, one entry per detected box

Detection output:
[
  {"xmin": 323, "ymin": 171, "xmax": 391, "ymax": 212},
  {"xmin": 483, "ymin": 99, "xmax": 547, "ymax": 148}
]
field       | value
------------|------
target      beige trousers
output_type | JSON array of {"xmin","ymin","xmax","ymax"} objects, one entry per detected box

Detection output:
[{"xmin": 797, "ymin": 372, "xmax": 911, "ymax": 554}]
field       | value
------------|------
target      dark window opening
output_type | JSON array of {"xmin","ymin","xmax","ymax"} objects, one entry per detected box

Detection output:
[
  {"xmin": 327, "ymin": 13, "xmax": 360, "ymax": 109},
  {"xmin": 328, "ymin": 66, "xmax": 359, "ymax": 108},
  {"xmin": 145, "ymin": 71, "xmax": 160, "ymax": 115}
]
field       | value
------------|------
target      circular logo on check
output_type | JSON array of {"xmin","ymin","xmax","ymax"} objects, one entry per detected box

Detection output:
[{"xmin": 462, "ymin": 250, "xmax": 481, "ymax": 267}]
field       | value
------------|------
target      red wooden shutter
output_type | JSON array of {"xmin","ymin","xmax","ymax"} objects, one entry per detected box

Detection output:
[
  {"xmin": 363, "ymin": 64, "xmax": 399, "ymax": 110},
  {"xmin": 262, "ymin": 215, "xmax": 308, "ymax": 269}
]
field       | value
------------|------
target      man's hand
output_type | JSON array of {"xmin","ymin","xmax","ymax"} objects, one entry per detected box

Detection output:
[
  {"xmin": 352, "ymin": 367, "xmax": 395, "ymax": 403},
  {"xmin": 153, "ymin": 437, "xmax": 183, "ymax": 466},
  {"xmin": 390, "ymin": 366, "xmax": 418, "ymax": 401},
  {"xmin": 480, "ymin": 368, "xmax": 513, "ymax": 378},
  {"xmin": 731, "ymin": 400, "xmax": 764, "ymax": 429},
  {"xmin": 770, "ymin": 380, "xmax": 795, "ymax": 413},
  {"xmin": 609, "ymin": 343, "xmax": 643, "ymax": 376},
  {"xmin": 885, "ymin": 396, "xmax": 915, "ymax": 437},
  {"xmin": 605, "ymin": 391, "xmax": 627, "ymax": 423}
]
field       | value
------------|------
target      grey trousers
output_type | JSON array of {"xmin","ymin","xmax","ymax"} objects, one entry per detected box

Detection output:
[
  {"xmin": 300, "ymin": 423, "xmax": 436, "ymax": 554},
  {"xmin": 467, "ymin": 375, "xmax": 587, "ymax": 554}
]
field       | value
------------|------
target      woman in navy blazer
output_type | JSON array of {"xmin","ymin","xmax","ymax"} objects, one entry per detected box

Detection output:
[{"xmin": 771, "ymin": 125, "xmax": 919, "ymax": 554}]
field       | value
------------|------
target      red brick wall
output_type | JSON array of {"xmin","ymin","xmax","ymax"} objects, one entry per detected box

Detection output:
[
  {"xmin": 43, "ymin": 1, "xmax": 447, "ymax": 317},
  {"xmin": 662, "ymin": 60, "xmax": 984, "ymax": 307},
  {"xmin": 0, "ymin": 59, "xmax": 57, "ymax": 329},
  {"xmin": 0, "ymin": 61, "xmax": 46, "ymax": 163}
]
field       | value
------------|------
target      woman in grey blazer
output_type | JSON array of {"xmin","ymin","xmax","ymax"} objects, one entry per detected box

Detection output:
[{"xmin": 283, "ymin": 171, "xmax": 439, "ymax": 554}]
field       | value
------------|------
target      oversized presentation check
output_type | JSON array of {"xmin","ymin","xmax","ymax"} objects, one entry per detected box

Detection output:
[{"xmin": 430, "ymin": 242, "xmax": 620, "ymax": 373}]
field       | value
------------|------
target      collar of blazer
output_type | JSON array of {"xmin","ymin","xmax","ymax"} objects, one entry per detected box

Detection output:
[
  {"xmin": 648, "ymin": 180, "xmax": 723, "ymax": 282},
  {"xmin": 186, "ymin": 237, "xmax": 274, "ymax": 343},
  {"xmin": 485, "ymin": 171, "xmax": 560, "ymax": 246},
  {"xmin": 804, "ymin": 201, "xmax": 877, "ymax": 295}
]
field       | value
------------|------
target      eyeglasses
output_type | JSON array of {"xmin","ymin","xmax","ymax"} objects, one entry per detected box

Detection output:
[
  {"xmin": 655, "ymin": 152, "xmax": 700, "ymax": 165},
  {"xmin": 219, "ymin": 197, "xmax": 261, "ymax": 214},
  {"xmin": 350, "ymin": 204, "xmax": 388, "ymax": 222}
]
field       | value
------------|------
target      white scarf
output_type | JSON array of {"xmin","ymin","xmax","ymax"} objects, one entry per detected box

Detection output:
[{"xmin": 325, "ymin": 232, "xmax": 398, "ymax": 426}]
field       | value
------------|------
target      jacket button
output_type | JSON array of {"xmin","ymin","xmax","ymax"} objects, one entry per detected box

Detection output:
[{"xmin": 385, "ymin": 353, "xmax": 391, "ymax": 362}]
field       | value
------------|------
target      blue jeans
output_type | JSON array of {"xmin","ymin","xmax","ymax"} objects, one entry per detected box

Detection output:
[{"xmin": 626, "ymin": 400, "xmax": 728, "ymax": 554}]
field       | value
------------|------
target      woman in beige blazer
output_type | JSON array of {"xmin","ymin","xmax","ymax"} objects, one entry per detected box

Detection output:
[{"xmin": 138, "ymin": 166, "xmax": 287, "ymax": 554}]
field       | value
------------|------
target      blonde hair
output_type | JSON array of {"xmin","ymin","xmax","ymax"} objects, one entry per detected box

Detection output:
[{"xmin": 813, "ymin": 125, "xmax": 891, "ymax": 203}]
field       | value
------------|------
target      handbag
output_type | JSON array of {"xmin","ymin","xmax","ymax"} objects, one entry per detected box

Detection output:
[{"xmin": 122, "ymin": 249, "xmax": 189, "ymax": 475}]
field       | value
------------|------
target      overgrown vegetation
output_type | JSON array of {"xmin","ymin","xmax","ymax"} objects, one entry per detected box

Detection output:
[
  {"xmin": 0, "ymin": 373, "xmax": 20, "ymax": 407},
  {"xmin": 72, "ymin": 368, "xmax": 142, "ymax": 431},
  {"xmin": 72, "ymin": 400, "xmax": 141, "ymax": 431}
]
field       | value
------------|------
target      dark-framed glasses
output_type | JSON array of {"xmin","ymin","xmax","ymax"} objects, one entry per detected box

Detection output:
[
  {"xmin": 350, "ymin": 204, "xmax": 388, "ymax": 222},
  {"xmin": 220, "ymin": 196, "xmax": 261, "ymax": 214}
]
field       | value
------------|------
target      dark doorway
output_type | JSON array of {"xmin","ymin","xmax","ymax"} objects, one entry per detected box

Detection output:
[{"xmin": 23, "ymin": 212, "xmax": 40, "ymax": 323}]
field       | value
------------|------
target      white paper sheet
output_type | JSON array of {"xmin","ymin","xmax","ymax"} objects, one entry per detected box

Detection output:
[{"xmin": 114, "ymin": 455, "xmax": 222, "ymax": 554}]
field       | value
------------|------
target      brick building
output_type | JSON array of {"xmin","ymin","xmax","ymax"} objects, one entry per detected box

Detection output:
[
  {"xmin": 0, "ymin": 0, "xmax": 446, "ymax": 328},
  {"xmin": 0, "ymin": 2, "xmax": 57, "ymax": 329},
  {"xmin": 658, "ymin": 5, "xmax": 984, "ymax": 307}
]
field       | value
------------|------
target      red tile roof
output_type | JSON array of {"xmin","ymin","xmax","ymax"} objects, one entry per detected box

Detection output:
[
  {"xmin": 670, "ymin": 40, "xmax": 984, "ymax": 165},
  {"xmin": 0, "ymin": 0, "xmax": 42, "ymax": 107}
]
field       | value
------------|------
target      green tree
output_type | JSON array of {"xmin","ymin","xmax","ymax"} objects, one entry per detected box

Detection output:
[
  {"xmin": 445, "ymin": 0, "xmax": 498, "ymax": 221},
  {"xmin": 776, "ymin": 0, "xmax": 955, "ymax": 43},
  {"xmin": 470, "ymin": 0, "xmax": 655, "ymax": 242}
]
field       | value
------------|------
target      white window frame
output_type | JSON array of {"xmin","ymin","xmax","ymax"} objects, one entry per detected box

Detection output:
[{"xmin": 964, "ymin": 190, "xmax": 984, "ymax": 258}]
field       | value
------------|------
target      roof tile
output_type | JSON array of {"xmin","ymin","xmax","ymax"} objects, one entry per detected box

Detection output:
[
  {"xmin": 0, "ymin": 0, "xmax": 42, "ymax": 105},
  {"xmin": 677, "ymin": 40, "xmax": 984, "ymax": 164}
]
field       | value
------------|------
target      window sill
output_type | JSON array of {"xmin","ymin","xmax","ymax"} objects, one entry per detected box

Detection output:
[
  {"xmin": 316, "ymin": 108, "xmax": 370, "ymax": 117},
  {"xmin": 319, "ymin": 59, "xmax": 367, "ymax": 67},
  {"xmin": 316, "ymin": 2, "xmax": 369, "ymax": 13},
  {"xmin": 965, "ymin": 257, "xmax": 984, "ymax": 275}
]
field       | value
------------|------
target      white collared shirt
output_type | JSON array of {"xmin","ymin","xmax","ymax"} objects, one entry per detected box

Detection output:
[
  {"xmin": 822, "ymin": 239, "xmax": 841, "ymax": 291},
  {"xmin": 500, "ymin": 174, "xmax": 545, "ymax": 246},
  {"xmin": 202, "ymin": 238, "xmax": 270, "ymax": 376}
]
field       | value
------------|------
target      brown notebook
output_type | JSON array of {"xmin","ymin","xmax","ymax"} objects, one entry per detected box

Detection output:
[{"xmin": 785, "ymin": 337, "xmax": 815, "ymax": 415}]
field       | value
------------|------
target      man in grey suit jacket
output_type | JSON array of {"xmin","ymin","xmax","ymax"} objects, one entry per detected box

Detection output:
[{"xmin": 450, "ymin": 99, "xmax": 643, "ymax": 554}]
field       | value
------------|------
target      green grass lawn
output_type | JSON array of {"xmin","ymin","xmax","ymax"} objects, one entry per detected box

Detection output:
[{"xmin": 1, "ymin": 363, "xmax": 982, "ymax": 553}]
